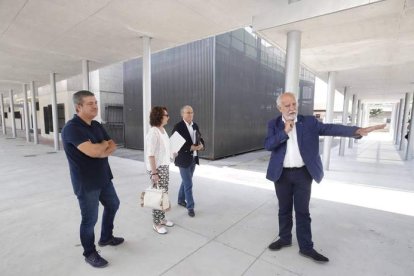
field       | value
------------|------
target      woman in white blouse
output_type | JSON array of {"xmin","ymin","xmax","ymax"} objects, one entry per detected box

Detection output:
[{"xmin": 145, "ymin": 106, "xmax": 174, "ymax": 234}]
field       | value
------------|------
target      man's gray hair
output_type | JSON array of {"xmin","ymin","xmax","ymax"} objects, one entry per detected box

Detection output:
[
  {"xmin": 276, "ymin": 92, "xmax": 296, "ymax": 107},
  {"xmin": 180, "ymin": 105, "xmax": 193, "ymax": 114},
  {"xmin": 73, "ymin": 90, "xmax": 94, "ymax": 106}
]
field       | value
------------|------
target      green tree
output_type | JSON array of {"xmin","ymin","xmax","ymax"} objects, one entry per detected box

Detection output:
[{"xmin": 369, "ymin": 108, "xmax": 382, "ymax": 117}]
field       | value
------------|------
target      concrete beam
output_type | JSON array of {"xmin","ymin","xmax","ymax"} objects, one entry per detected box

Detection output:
[{"xmin": 253, "ymin": 0, "xmax": 383, "ymax": 31}]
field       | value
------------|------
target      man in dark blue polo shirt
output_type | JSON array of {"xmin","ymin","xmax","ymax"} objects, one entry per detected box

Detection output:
[{"xmin": 62, "ymin": 90, "xmax": 124, "ymax": 268}]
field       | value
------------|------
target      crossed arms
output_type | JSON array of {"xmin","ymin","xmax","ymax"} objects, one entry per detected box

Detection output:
[{"xmin": 77, "ymin": 139, "xmax": 117, "ymax": 158}]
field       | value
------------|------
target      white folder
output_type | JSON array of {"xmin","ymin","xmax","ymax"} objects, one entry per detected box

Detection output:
[{"xmin": 170, "ymin": 131, "xmax": 186, "ymax": 156}]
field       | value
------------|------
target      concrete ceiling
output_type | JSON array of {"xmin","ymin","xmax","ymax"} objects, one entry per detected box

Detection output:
[
  {"xmin": 254, "ymin": 0, "xmax": 414, "ymax": 102},
  {"xmin": 0, "ymin": 0, "xmax": 278, "ymax": 94},
  {"xmin": 1, "ymin": 0, "xmax": 413, "ymax": 104}
]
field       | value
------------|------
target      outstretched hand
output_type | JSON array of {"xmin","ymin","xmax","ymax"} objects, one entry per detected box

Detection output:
[{"xmin": 355, "ymin": 124, "xmax": 386, "ymax": 136}]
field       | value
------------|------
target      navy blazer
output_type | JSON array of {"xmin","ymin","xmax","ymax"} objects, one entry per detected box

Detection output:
[
  {"xmin": 265, "ymin": 115, "xmax": 360, "ymax": 183},
  {"xmin": 172, "ymin": 120, "xmax": 205, "ymax": 168}
]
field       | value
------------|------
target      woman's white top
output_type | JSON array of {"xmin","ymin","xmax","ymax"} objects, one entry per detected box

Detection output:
[{"xmin": 145, "ymin": 126, "xmax": 171, "ymax": 170}]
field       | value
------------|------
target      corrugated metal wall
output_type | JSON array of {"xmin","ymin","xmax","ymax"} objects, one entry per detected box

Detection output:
[
  {"xmin": 123, "ymin": 28, "xmax": 315, "ymax": 159},
  {"xmin": 123, "ymin": 38, "xmax": 215, "ymax": 155},
  {"xmin": 213, "ymin": 29, "xmax": 286, "ymax": 158},
  {"xmin": 124, "ymin": 59, "xmax": 143, "ymax": 149},
  {"xmin": 298, "ymin": 66, "xmax": 315, "ymax": 115}
]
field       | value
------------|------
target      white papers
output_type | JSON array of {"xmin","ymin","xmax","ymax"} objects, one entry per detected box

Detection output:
[{"xmin": 170, "ymin": 131, "xmax": 186, "ymax": 155}]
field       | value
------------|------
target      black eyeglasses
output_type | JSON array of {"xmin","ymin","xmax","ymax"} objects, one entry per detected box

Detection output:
[{"xmin": 163, "ymin": 114, "xmax": 169, "ymax": 117}]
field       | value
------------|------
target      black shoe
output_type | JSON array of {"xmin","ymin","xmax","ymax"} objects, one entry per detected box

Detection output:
[
  {"xmin": 85, "ymin": 251, "xmax": 108, "ymax": 268},
  {"xmin": 98, "ymin": 236, "xmax": 124, "ymax": 247},
  {"xmin": 299, "ymin": 249, "xmax": 329, "ymax": 263},
  {"xmin": 178, "ymin": 201, "xmax": 186, "ymax": 208},
  {"xmin": 268, "ymin": 239, "xmax": 292, "ymax": 251},
  {"xmin": 188, "ymin": 209, "xmax": 195, "ymax": 217}
]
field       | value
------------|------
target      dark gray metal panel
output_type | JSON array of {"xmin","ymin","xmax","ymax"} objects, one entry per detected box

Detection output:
[
  {"xmin": 298, "ymin": 67, "xmax": 315, "ymax": 115},
  {"xmin": 123, "ymin": 28, "xmax": 315, "ymax": 159},
  {"xmin": 123, "ymin": 59, "xmax": 143, "ymax": 149},
  {"xmin": 123, "ymin": 38, "xmax": 214, "ymax": 154},
  {"xmin": 213, "ymin": 29, "xmax": 286, "ymax": 159},
  {"xmin": 152, "ymin": 38, "xmax": 214, "ymax": 158}
]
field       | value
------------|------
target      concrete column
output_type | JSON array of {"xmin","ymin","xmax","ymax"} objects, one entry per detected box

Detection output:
[
  {"xmin": 50, "ymin": 73, "xmax": 60, "ymax": 151},
  {"xmin": 349, "ymin": 94, "xmax": 357, "ymax": 148},
  {"xmin": 30, "ymin": 81, "xmax": 39, "ymax": 144},
  {"xmin": 9, "ymin": 89, "xmax": 16, "ymax": 138},
  {"xmin": 391, "ymin": 102, "xmax": 399, "ymax": 144},
  {"xmin": 355, "ymin": 102, "xmax": 364, "ymax": 144},
  {"xmin": 322, "ymin": 72, "xmax": 335, "ymax": 170},
  {"xmin": 362, "ymin": 103, "xmax": 369, "ymax": 127},
  {"xmin": 395, "ymin": 98, "xmax": 404, "ymax": 145},
  {"xmin": 339, "ymin": 86, "xmax": 350, "ymax": 156},
  {"xmin": 405, "ymin": 93, "xmax": 414, "ymax": 160},
  {"xmin": 82, "ymin": 60, "xmax": 89, "ymax": 90},
  {"xmin": 142, "ymin": 36, "xmax": 152, "ymax": 150},
  {"xmin": 356, "ymin": 100, "xmax": 362, "ymax": 126},
  {"xmin": 284, "ymin": 30, "xmax": 301, "ymax": 95},
  {"xmin": 22, "ymin": 83, "xmax": 30, "ymax": 142},
  {"xmin": 354, "ymin": 100, "xmax": 363, "ymax": 144},
  {"xmin": 0, "ymin": 93, "xmax": 6, "ymax": 135},
  {"xmin": 28, "ymin": 101, "xmax": 32, "ymax": 129},
  {"xmin": 399, "ymin": 93, "xmax": 411, "ymax": 150}
]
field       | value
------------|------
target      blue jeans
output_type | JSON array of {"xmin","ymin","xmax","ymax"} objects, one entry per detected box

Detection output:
[
  {"xmin": 178, "ymin": 158, "xmax": 196, "ymax": 210},
  {"xmin": 274, "ymin": 167, "xmax": 313, "ymax": 252},
  {"xmin": 77, "ymin": 181, "xmax": 120, "ymax": 256}
]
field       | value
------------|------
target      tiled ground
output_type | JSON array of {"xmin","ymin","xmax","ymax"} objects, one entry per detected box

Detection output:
[{"xmin": 1, "ymin": 131, "xmax": 413, "ymax": 276}]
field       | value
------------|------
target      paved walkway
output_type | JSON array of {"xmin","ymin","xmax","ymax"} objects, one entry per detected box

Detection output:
[{"xmin": 0, "ymin": 131, "xmax": 413, "ymax": 276}]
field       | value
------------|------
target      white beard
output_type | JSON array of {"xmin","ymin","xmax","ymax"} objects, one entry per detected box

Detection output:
[{"xmin": 284, "ymin": 113, "xmax": 297, "ymax": 121}]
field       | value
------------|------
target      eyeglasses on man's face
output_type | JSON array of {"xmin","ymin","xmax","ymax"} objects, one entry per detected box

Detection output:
[{"xmin": 163, "ymin": 114, "xmax": 169, "ymax": 117}]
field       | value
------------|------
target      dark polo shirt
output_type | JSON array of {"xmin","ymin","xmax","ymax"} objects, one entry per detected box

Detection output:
[{"xmin": 62, "ymin": 114, "xmax": 113, "ymax": 196}]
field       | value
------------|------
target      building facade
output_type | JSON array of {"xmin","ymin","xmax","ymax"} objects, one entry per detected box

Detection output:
[{"xmin": 123, "ymin": 28, "xmax": 315, "ymax": 159}]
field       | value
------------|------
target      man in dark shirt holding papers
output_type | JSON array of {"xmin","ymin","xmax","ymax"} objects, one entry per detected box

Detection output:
[{"xmin": 172, "ymin": 105, "xmax": 204, "ymax": 217}]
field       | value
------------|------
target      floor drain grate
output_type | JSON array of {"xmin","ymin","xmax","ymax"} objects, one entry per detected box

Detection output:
[
  {"xmin": 46, "ymin": 152, "xmax": 57, "ymax": 154},
  {"xmin": 24, "ymin": 154, "xmax": 37, "ymax": 157}
]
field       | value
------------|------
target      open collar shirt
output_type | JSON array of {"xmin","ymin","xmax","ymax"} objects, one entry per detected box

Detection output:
[
  {"xmin": 184, "ymin": 120, "xmax": 197, "ymax": 157},
  {"xmin": 282, "ymin": 117, "xmax": 305, "ymax": 168}
]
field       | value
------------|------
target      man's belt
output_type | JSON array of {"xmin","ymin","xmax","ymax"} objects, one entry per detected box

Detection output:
[{"xmin": 283, "ymin": 166, "xmax": 304, "ymax": 171}]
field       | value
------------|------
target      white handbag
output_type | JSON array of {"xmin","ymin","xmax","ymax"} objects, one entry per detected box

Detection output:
[{"xmin": 140, "ymin": 185, "xmax": 171, "ymax": 211}]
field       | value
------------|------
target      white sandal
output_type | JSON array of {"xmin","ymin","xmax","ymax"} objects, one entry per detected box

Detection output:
[
  {"xmin": 161, "ymin": 220, "xmax": 174, "ymax": 227},
  {"xmin": 153, "ymin": 224, "xmax": 167, "ymax": 234}
]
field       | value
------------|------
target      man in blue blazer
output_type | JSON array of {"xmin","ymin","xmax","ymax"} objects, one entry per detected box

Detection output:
[
  {"xmin": 172, "ymin": 105, "xmax": 205, "ymax": 217},
  {"xmin": 265, "ymin": 92, "xmax": 385, "ymax": 263}
]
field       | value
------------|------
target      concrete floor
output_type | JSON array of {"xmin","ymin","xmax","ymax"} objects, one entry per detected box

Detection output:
[{"xmin": 0, "ymin": 131, "xmax": 413, "ymax": 276}]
